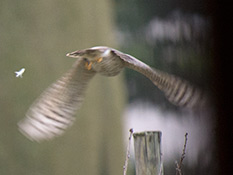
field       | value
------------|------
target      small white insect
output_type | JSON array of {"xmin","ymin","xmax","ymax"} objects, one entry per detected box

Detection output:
[{"xmin": 15, "ymin": 68, "xmax": 25, "ymax": 78}]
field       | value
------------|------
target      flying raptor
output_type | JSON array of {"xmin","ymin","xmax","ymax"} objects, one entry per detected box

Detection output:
[{"xmin": 18, "ymin": 46, "xmax": 206, "ymax": 142}]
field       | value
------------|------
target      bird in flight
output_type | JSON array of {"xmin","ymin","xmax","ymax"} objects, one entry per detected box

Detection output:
[
  {"xmin": 18, "ymin": 46, "xmax": 206, "ymax": 142},
  {"xmin": 15, "ymin": 68, "xmax": 25, "ymax": 78}
]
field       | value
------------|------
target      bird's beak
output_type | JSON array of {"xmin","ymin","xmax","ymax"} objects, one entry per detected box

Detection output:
[{"xmin": 66, "ymin": 52, "xmax": 76, "ymax": 58}]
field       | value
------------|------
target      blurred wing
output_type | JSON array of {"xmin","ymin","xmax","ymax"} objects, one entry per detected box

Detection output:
[
  {"xmin": 18, "ymin": 59, "xmax": 96, "ymax": 142},
  {"xmin": 112, "ymin": 49, "xmax": 206, "ymax": 109}
]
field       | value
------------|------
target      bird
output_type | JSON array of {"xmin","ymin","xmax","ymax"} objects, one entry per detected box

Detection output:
[
  {"xmin": 15, "ymin": 68, "xmax": 25, "ymax": 78},
  {"xmin": 18, "ymin": 46, "xmax": 206, "ymax": 142}
]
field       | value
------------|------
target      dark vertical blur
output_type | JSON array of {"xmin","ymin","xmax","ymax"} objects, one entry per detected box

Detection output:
[
  {"xmin": 114, "ymin": 0, "xmax": 232, "ymax": 174},
  {"xmin": 210, "ymin": 0, "xmax": 233, "ymax": 174}
]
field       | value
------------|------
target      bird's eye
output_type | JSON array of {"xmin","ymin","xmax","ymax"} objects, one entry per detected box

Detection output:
[{"xmin": 83, "ymin": 58, "xmax": 89, "ymax": 62}]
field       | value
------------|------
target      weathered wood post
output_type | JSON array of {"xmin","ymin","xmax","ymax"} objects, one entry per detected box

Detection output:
[{"xmin": 133, "ymin": 131, "xmax": 163, "ymax": 175}]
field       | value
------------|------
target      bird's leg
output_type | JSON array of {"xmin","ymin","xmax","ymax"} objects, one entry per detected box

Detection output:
[
  {"xmin": 95, "ymin": 57, "xmax": 103, "ymax": 63},
  {"xmin": 85, "ymin": 61, "xmax": 92, "ymax": 70}
]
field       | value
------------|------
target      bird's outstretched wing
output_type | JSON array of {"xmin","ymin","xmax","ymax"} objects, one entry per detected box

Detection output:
[
  {"xmin": 18, "ymin": 59, "xmax": 96, "ymax": 142},
  {"xmin": 112, "ymin": 49, "xmax": 206, "ymax": 109}
]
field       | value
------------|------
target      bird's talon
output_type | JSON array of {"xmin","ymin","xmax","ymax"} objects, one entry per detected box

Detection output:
[
  {"xmin": 96, "ymin": 57, "xmax": 103, "ymax": 63},
  {"xmin": 85, "ymin": 62, "xmax": 92, "ymax": 70}
]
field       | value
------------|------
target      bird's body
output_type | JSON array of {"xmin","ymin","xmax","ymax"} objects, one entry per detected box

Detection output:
[
  {"xmin": 67, "ymin": 46, "xmax": 125, "ymax": 76},
  {"xmin": 18, "ymin": 46, "xmax": 207, "ymax": 142}
]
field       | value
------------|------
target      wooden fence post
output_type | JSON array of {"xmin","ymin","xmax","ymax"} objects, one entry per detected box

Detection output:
[{"xmin": 133, "ymin": 131, "xmax": 163, "ymax": 175}]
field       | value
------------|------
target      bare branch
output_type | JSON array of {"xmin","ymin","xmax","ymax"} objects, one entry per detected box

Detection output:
[
  {"xmin": 176, "ymin": 133, "xmax": 188, "ymax": 175},
  {"xmin": 123, "ymin": 128, "xmax": 134, "ymax": 175}
]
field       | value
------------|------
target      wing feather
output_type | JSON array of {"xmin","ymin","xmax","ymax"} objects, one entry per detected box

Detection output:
[
  {"xmin": 112, "ymin": 49, "xmax": 206, "ymax": 109},
  {"xmin": 18, "ymin": 59, "xmax": 96, "ymax": 142}
]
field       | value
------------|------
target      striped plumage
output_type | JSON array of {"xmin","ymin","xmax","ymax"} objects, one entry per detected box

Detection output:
[
  {"xmin": 112, "ymin": 49, "xmax": 206, "ymax": 108},
  {"xmin": 18, "ymin": 46, "xmax": 206, "ymax": 142},
  {"xmin": 18, "ymin": 60, "xmax": 95, "ymax": 141}
]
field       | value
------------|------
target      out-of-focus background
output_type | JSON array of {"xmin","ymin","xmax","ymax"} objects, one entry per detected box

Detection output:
[{"xmin": 1, "ymin": 0, "xmax": 232, "ymax": 175}]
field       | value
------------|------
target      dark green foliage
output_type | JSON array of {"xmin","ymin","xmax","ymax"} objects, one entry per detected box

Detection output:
[{"xmin": 114, "ymin": 0, "xmax": 212, "ymax": 109}]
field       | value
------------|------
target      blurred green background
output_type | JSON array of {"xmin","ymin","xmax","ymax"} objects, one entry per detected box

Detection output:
[
  {"xmin": 1, "ymin": 0, "xmax": 125, "ymax": 175},
  {"xmin": 0, "ymin": 0, "xmax": 213, "ymax": 175}
]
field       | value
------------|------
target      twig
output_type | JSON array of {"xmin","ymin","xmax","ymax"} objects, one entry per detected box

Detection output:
[
  {"xmin": 159, "ymin": 161, "xmax": 164, "ymax": 175},
  {"xmin": 123, "ymin": 128, "xmax": 133, "ymax": 175},
  {"xmin": 176, "ymin": 133, "xmax": 188, "ymax": 175}
]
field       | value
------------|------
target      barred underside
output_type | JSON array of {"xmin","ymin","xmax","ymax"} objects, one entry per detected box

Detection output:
[
  {"xmin": 150, "ymin": 70, "xmax": 206, "ymax": 108},
  {"xmin": 114, "ymin": 49, "xmax": 206, "ymax": 109},
  {"xmin": 18, "ymin": 60, "xmax": 96, "ymax": 142}
]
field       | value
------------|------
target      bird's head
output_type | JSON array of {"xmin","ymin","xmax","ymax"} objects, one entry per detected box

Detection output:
[
  {"xmin": 66, "ymin": 46, "xmax": 124, "ymax": 76},
  {"xmin": 66, "ymin": 46, "xmax": 111, "ymax": 61}
]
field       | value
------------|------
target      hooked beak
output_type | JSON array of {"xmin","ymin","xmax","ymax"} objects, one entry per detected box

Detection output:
[{"xmin": 66, "ymin": 50, "xmax": 83, "ymax": 58}]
